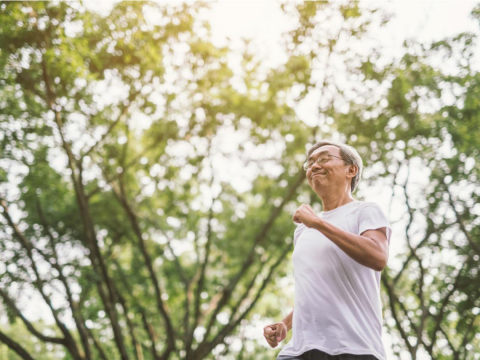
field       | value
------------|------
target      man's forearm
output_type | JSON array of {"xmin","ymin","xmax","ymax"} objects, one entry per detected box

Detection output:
[
  {"xmin": 282, "ymin": 309, "xmax": 293, "ymax": 331},
  {"xmin": 312, "ymin": 217, "xmax": 387, "ymax": 271}
]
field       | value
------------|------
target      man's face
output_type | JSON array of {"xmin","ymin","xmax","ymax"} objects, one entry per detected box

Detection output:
[{"xmin": 306, "ymin": 145, "xmax": 352, "ymax": 192}]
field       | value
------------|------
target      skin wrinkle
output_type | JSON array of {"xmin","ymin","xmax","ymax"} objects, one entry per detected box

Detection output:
[{"xmin": 306, "ymin": 146, "xmax": 356, "ymax": 210}]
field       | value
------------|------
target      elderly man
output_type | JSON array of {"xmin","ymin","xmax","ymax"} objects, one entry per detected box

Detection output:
[{"xmin": 263, "ymin": 140, "xmax": 391, "ymax": 360}]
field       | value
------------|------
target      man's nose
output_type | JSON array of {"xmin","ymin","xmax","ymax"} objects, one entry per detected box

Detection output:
[{"xmin": 311, "ymin": 161, "xmax": 324, "ymax": 171}]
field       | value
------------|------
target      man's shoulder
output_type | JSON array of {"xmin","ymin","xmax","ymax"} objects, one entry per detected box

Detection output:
[
  {"xmin": 355, "ymin": 201, "xmax": 389, "ymax": 220},
  {"xmin": 356, "ymin": 201, "xmax": 383, "ymax": 209},
  {"xmin": 350, "ymin": 201, "xmax": 386, "ymax": 218}
]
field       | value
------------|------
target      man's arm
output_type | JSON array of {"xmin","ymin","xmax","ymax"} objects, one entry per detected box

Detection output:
[
  {"xmin": 313, "ymin": 218, "xmax": 388, "ymax": 271},
  {"xmin": 293, "ymin": 204, "xmax": 389, "ymax": 271},
  {"xmin": 263, "ymin": 309, "xmax": 293, "ymax": 348},
  {"xmin": 282, "ymin": 309, "xmax": 293, "ymax": 331}
]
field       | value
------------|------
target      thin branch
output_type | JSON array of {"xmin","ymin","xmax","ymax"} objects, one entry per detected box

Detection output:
[
  {"xmin": 393, "ymin": 161, "xmax": 441, "ymax": 284},
  {"xmin": 458, "ymin": 313, "xmax": 478, "ymax": 359},
  {"xmin": 439, "ymin": 325, "xmax": 456, "ymax": 355},
  {"xmin": 141, "ymin": 311, "xmax": 161, "ymax": 360},
  {"xmin": 82, "ymin": 89, "xmax": 140, "ymax": 158},
  {"xmin": 86, "ymin": 131, "xmax": 169, "ymax": 200},
  {"xmin": 195, "ymin": 244, "xmax": 291, "ymax": 359},
  {"xmin": 402, "ymin": 160, "xmax": 416, "ymax": 255},
  {"xmin": 413, "ymin": 255, "xmax": 428, "ymax": 354},
  {"xmin": 84, "ymin": 326, "xmax": 108, "ymax": 360},
  {"xmin": 163, "ymin": 234, "xmax": 189, "ymax": 285},
  {"xmin": 112, "ymin": 258, "xmax": 160, "ymax": 360},
  {"xmin": 426, "ymin": 260, "xmax": 467, "ymax": 354},
  {"xmin": 111, "ymin": 179, "xmax": 176, "ymax": 358},
  {"xmin": 0, "ymin": 288, "xmax": 65, "ymax": 345},
  {"xmin": 387, "ymin": 159, "xmax": 401, "ymax": 219},
  {"xmin": 189, "ymin": 202, "xmax": 214, "ymax": 340},
  {"xmin": 381, "ymin": 272, "xmax": 415, "ymax": 355},
  {"xmin": 200, "ymin": 168, "xmax": 306, "ymax": 345},
  {"xmin": 36, "ymin": 199, "xmax": 92, "ymax": 359},
  {"xmin": 402, "ymin": 168, "xmax": 429, "ymax": 354},
  {"xmin": 39, "ymin": 39, "xmax": 130, "ymax": 358},
  {"xmin": 393, "ymin": 225, "xmax": 438, "ymax": 284},
  {"xmin": 225, "ymin": 250, "xmax": 280, "ymax": 330},
  {"xmin": 0, "ymin": 330, "xmax": 35, "ymax": 360},
  {"xmin": 187, "ymin": 140, "xmax": 216, "ymax": 357},
  {"xmin": 56, "ymin": 126, "xmax": 130, "ymax": 360},
  {"xmin": 117, "ymin": 291, "xmax": 144, "ymax": 360},
  {"xmin": 446, "ymin": 189, "xmax": 480, "ymax": 256},
  {"xmin": 0, "ymin": 198, "xmax": 83, "ymax": 359}
]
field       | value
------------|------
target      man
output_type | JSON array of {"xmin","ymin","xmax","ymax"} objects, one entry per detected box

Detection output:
[{"xmin": 263, "ymin": 140, "xmax": 391, "ymax": 360}]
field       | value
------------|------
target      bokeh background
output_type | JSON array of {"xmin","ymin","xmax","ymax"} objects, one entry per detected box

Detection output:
[{"xmin": 1, "ymin": 1, "xmax": 479, "ymax": 359}]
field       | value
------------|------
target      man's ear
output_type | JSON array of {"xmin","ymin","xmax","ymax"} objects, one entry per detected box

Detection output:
[{"xmin": 347, "ymin": 164, "xmax": 358, "ymax": 178}]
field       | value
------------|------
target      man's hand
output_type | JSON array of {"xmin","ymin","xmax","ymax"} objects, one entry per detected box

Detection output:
[
  {"xmin": 293, "ymin": 204, "xmax": 320, "ymax": 228},
  {"xmin": 263, "ymin": 322, "xmax": 287, "ymax": 348}
]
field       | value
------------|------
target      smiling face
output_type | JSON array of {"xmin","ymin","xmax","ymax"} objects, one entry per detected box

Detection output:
[{"xmin": 306, "ymin": 145, "xmax": 357, "ymax": 196}]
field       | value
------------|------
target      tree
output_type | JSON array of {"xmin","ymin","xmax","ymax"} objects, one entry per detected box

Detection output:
[
  {"xmin": 0, "ymin": 1, "xmax": 376, "ymax": 359},
  {"xmin": 270, "ymin": 2, "xmax": 480, "ymax": 359},
  {"xmin": 3, "ymin": 1, "xmax": 478, "ymax": 359},
  {"xmin": 326, "ymin": 11, "xmax": 480, "ymax": 360}
]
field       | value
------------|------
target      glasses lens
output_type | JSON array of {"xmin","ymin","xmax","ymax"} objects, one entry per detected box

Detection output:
[
  {"xmin": 318, "ymin": 156, "xmax": 330, "ymax": 164},
  {"xmin": 304, "ymin": 155, "xmax": 330, "ymax": 170}
]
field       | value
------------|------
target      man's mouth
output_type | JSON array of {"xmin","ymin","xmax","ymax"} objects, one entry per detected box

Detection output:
[{"xmin": 312, "ymin": 172, "xmax": 327, "ymax": 180}]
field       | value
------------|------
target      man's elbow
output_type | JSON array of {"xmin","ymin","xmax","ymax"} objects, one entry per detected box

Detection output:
[{"xmin": 373, "ymin": 256, "xmax": 387, "ymax": 272}]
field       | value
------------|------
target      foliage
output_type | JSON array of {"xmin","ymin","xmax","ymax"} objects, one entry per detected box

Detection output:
[{"xmin": 0, "ymin": 1, "xmax": 479, "ymax": 360}]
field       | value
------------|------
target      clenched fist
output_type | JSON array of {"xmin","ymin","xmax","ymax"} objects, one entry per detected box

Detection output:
[
  {"xmin": 293, "ymin": 204, "xmax": 320, "ymax": 228},
  {"xmin": 263, "ymin": 322, "xmax": 287, "ymax": 348}
]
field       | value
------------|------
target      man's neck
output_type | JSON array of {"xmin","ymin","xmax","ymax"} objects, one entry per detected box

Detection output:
[{"xmin": 319, "ymin": 192, "xmax": 355, "ymax": 212}]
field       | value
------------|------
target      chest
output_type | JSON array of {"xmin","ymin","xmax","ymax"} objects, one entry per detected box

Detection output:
[{"xmin": 292, "ymin": 216, "xmax": 360, "ymax": 271}]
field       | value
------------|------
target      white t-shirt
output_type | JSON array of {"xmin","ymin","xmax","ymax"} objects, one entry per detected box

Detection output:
[{"xmin": 278, "ymin": 200, "xmax": 392, "ymax": 360}]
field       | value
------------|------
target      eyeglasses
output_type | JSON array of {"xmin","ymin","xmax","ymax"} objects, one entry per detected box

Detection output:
[{"xmin": 303, "ymin": 154, "xmax": 343, "ymax": 171}]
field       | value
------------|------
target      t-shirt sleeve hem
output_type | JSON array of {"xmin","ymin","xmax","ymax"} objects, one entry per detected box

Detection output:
[
  {"xmin": 359, "ymin": 224, "xmax": 392, "ymax": 243},
  {"xmin": 358, "ymin": 203, "xmax": 392, "ymax": 243}
]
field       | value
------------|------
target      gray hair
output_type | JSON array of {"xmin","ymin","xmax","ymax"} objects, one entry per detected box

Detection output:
[{"xmin": 306, "ymin": 140, "xmax": 363, "ymax": 192}]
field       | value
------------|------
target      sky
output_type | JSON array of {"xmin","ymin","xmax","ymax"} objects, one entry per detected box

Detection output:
[{"xmin": 207, "ymin": 0, "xmax": 479, "ymax": 64}]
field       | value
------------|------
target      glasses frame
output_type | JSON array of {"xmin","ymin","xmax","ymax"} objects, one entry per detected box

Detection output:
[{"xmin": 303, "ymin": 154, "xmax": 344, "ymax": 171}]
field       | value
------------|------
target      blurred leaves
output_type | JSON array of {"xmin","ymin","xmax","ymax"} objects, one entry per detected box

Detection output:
[{"xmin": 0, "ymin": 1, "xmax": 479, "ymax": 360}]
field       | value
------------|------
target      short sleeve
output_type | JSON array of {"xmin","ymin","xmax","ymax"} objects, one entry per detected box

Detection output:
[
  {"xmin": 358, "ymin": 202, "xmax": 392, "ymax": 244},
  {"xmin": 293, "ymin": 223, "xmax": 307, "ymax": 247}
]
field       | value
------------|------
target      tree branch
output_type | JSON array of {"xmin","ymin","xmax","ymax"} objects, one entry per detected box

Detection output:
[
  {"xmin": 111, "ymin": 180, "xmax": 176, "ymax": 358},
  {"xmin": 426, "ymin": 260, "xmax": 466, "ymax": 354},
  {"xmin": 200, "ymin": 168, "xmax": 305, "ymax": 344},
  {"xmin": 0, "ymin": 198, "xmax": 83, "ymax": 359},
  {"xmin": 187, "ymin": 140, "xmax": 216, "ymax": 357},
  {"xmin": 117, "ymin": 290, "xmax": 144, "ymax": 360},
  {"xmin": 381, "ymin": 271, "xmax": 415, "ymax": 355},
  {"xmin": 40, "ymin": 41, "xmax": 130, "ymax": 359},
  {"xmin": 84, "ymin": 326, "xmax": 108, "ymax": 360},
  {"xmin": 0, "ymin": 288, "xmax": 65, "ymax": 345},
  {"xmin": 0, "ymin": 330, "xmax": 35, "ymax": 360},
  {"xmin": 446, "ymin": 188, "xmax": 480, "ymax": 256},
  {"xmin": 439, "ymin": 325, "xmax": 456, "ymax": 355},
  {"xmin": 35, "ymin": 199, "xmax": 92, "ymax": 359},
  {"xmin": 112, "ymin": 258, "xmax": 161, "ymax": 360},
  {"xmin": 458, "ymin": 313, "xmax": 478, "ymax": 359},
  {"xmin": 82, "ymin": 89, "xmax": 140, "ymax": 158},
  {"xmin": 86, "ymin": 131, "xmax": 169, "ymax": 200},
  {"xmin": 195, "ymin": 244, "xmax": 291, "ymax": 359}
]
